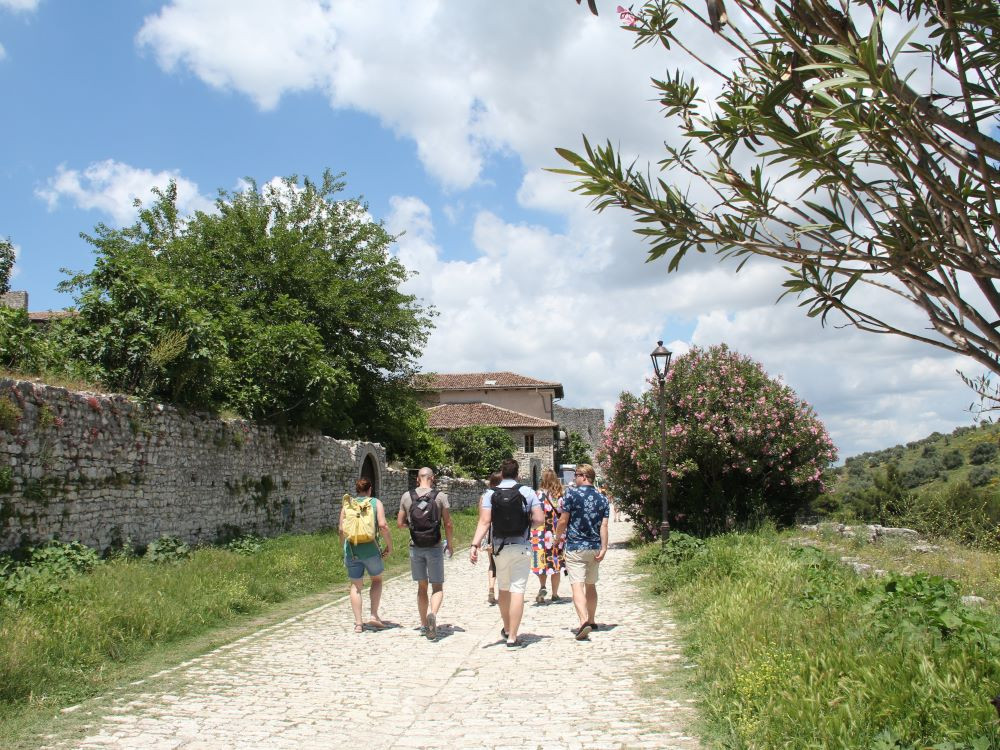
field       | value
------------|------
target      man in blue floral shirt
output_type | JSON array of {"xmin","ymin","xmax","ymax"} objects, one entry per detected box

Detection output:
[{"xmin": 555, "ymin": 463, "xmax": 609, "ymax": 640}]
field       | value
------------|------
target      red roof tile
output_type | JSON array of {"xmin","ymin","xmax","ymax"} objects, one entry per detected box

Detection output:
[
  {"xmin": 426, "ymin": 403, "xmax": 557, "ymax": 430},
  {"xmin": 415, "ymin": 371, "xmax": 563, "ymax": 397}
]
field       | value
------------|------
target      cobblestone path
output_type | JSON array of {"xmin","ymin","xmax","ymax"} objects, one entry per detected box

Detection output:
[{"xmin": 42, "ymin": 522, "xmax": 700, "ymax": 749}]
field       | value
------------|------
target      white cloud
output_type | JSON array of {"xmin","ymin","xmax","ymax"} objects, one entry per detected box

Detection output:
[
  {"xmin": 0, "ymin": 0, "xmax": 40, "ymax": 11},
  {"xmin": 36, "ymin": 160, "xmax": 214, "ymax": 226},
  {"xmin": 7, "ymin": 241, "xmax": 20, "ymax": 281},
  {"xmin": 0, "ymin": 42, "xmax": 5, "ymax": 61}
]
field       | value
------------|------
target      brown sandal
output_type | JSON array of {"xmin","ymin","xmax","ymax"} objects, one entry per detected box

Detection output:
[{"xmin": 354, "ymin": 624, "xmax": 364, "ymax": 633}]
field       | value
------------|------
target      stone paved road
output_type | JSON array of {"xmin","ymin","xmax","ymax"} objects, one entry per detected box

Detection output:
[{"xmin": 42, "ymin": 522, "xmax": 700, "ymax": 749}]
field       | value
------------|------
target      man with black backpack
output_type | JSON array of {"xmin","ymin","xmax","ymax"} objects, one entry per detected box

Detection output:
[
  {"xmin": 397, "ymin": 467, "xmax": 454, "ymax": 640},
  {"xmin": 469, "ymin": 457, "xmax": 544, "ymax": 649}
]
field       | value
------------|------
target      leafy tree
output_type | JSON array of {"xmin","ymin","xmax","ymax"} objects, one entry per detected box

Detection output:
[
  {"xmin": 0, "ymin": 238, "xmax": 14, "ymax": 295},
  {"xmin": 557, "ymin": 430, "xmax": 593, "ymax": 467},
  {"xmin": 444, "ymin": 425, "xmax": 517, "ymax": 478},
  {"xmin": 557, "ymin": 0, "xmax": 1000, "ymax": 403},
  {"xmin": 599, "ymin": 344, "xmax": 836, "ymax": 536},
  {"xmin": 59, "ymin": 173, "xmax": 437, "ymax": 458}
]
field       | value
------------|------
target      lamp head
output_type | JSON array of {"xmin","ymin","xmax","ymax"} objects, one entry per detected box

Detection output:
[{"xmin": 650, "ymin": 340, "xmax": 673, "ymax": 382}]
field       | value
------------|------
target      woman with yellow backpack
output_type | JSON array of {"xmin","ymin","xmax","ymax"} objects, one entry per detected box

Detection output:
[{"xmin": 339, "ymin": 477, "xmax": 393, "ymax": 632}]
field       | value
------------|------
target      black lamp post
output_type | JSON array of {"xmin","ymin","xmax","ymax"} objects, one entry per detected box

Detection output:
[{"xmin": 650, "ymin": 340, "xmax": 673, "ymax": 541}]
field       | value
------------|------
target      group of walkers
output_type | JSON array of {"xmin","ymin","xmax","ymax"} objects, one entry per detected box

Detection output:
[{"xmin": 339, "ymin": 458, "xmax": 610, "ymax": 648}]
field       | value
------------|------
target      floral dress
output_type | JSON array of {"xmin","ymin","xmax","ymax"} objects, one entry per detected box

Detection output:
[{"xmin": 531, "ymin": 489, "xmax": 565, "ymax": 574}]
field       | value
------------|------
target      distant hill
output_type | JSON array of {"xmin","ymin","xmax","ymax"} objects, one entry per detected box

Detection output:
[{"xmin": 825, "ymin": 421, "xmax": 1000, "ymax": 517}]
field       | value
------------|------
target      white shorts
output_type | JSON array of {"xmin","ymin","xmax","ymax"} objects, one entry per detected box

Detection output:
[
  {"xmin": 565, "ymin": 549, "xmax": 600, "ymax": 585},
  {"xmin": 493, "ymin": 544, "xmax": 531, "ymax": 594}
]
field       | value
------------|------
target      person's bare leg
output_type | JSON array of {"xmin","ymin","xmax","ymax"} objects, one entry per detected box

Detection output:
[
  {"xmin": 586, "ymin": 583, "xmax": 598, "ymax": 624},
  {"xmin": 571, "ymin": 581, "xmax": 588, "ymax": 626},
  {"xmin": 551, "ymin": 571, "xmax": 561, "ymax": 598},
  {"xmin": 507, "ymin": 593, "xmax": 525, "ymax": 640},
  {"xmin": 417, "ymin": 579, "xmax": 429, "ymax": 626},
  {"xmin": 498, "ymin": 590, "xmax": 511, "ymax": 633},
  {"xmin": 430, "ymin": 582, "xmax": 444, "ymax": 614},
  {"xmin": 369, "ymin": 575, "xmax": 384, "ymax": 624},
  {"xmin": 349, "ymin": 579, "xmax": 364, "ymax": 627}
]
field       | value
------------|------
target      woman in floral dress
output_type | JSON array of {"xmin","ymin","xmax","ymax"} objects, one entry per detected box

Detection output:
[{"xmin": 531, "ymin": 468, "xmax": 566, "ymax": 604}]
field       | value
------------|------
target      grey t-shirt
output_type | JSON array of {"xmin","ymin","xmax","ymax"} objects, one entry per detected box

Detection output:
[{"xmin": 400, "ymin": 488, "xmax": 449, "ymax": 546}]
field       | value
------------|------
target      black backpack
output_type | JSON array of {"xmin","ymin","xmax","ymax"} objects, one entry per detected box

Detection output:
[
  {"xmin": 490, "ymin": 484, "xmax": 530, "ymax": 545},
  {"xmin": 407, "ymin": 489, "xmax": 441, "ymax": 548}
]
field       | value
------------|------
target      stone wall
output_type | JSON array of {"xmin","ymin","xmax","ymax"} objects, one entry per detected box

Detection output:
[
  {"xmin": 0, "ymin": 378, "xmax": 485, "ymax": 553},
  {"xmin": 1, "ymin": 291, "xmax": 28, "ymax": 311},
  {"xmin": 553, "ymin": 405, "xmax": 606, "ymax": 463}
]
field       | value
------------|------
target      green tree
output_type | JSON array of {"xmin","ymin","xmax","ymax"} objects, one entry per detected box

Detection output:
[
  {"xmin": 444, "ymin": 426, "xmax": 518, "ymax": 478},
  {"xmin": 557, "ymin": 430, "xmax": 592, "ymax": 467},
  {"xmin": 59, "ymin": 173, "xmax": 437, "ymax": 458},
  {"xmin": 600, "ymin": 344, "xmax": 836, "ymax": 536},
  {"xmin": 0, "ymin": 238, "xmax": 14, "ymax": 295},
  {"xmin": 557, "ymin": 0, "xmax": 1000, "ymax": 403}
]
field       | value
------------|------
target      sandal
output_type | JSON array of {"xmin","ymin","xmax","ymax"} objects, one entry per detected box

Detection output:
[
  {"xmin": 550, "ymin": 594, "xmax": 561, "ymax": 603},
  {"xmin": 354, "ymin": 623, "xmax": 364, "ymax": 633},
  {"xmin": 535, "ymin": 586, "xmax": 547, "ymax": 604},
  {"xmin": 367, "ymin": 618, "xmax": 386, "ymax": 629}
]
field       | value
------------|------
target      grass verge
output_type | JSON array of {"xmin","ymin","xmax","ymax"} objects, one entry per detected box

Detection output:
[
  {"xmin": 0, "ymin": 507, "xmax": 480, "ymax": 746},
  {"xmin": 637, "ymin": 529, "xmax": 1000, "ymax": 749}
]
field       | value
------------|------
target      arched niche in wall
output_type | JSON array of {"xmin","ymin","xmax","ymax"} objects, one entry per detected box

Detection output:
[
  {"xmin": 531, "ymin": 463, "xmax": 540, "ymax": 490},
  {"xmin": 360, "ymin": 452, "xmax": 380, "ymax": 498}
]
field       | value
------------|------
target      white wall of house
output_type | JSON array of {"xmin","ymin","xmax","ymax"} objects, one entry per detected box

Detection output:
[{"xmin": 424, "ymin": 388, "xmax": 556, "ymax": 421}]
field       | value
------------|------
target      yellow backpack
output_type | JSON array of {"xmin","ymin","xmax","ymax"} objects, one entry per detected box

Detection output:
[{"xmin": 342, "ymin": 494, "xmax": 376, "ymax": 545}]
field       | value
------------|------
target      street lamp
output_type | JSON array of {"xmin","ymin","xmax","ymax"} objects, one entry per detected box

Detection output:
[{"xmin": 650, "ymin": 341, "xmax": 673, "ymax": 541}]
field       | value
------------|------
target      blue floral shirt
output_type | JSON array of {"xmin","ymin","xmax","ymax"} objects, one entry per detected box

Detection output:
[{"xmin": 561, "ymin": 485, "xmax": 610, "ymax": 551}]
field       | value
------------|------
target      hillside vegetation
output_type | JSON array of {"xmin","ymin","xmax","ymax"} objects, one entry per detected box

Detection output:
[{"xmin": 822, "ymin": 422, "xmax": 1000, "ymax": 548}]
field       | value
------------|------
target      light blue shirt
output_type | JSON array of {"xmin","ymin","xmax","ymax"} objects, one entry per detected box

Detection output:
[{"xmin": 482, "ymin": 479, "xmax": 541, "ymax": 546}]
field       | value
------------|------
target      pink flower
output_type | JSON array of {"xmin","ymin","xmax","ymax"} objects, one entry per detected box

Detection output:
[{"xmin": 617, "ymin": 5, "xmax": 639, "ymax": 25}]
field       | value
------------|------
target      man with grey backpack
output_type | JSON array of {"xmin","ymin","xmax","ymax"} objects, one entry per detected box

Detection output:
[
  {"xmin": 469, "ymin": 458, "xmax": 544, "ymax": 649},
  {"xmin": 398, "ymin": 467, "xmax": 454, "ymax": 640}
]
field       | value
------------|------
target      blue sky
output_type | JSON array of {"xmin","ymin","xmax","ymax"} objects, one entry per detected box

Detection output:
[{"xmin": 0, "ymin": 0, "xmax": 988, "ymax": 458}]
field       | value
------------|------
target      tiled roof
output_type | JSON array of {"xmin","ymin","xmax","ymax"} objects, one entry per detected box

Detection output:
[
  {"xmin": 28, "ymin": 310, "xmax": 76, "ymax": 323},
  {"xmin": 426, "ymin": 403, "xmax": 557, "ymax": 430},
  {"xmin": 415, "ymin": 371, "xmax": 563, "ymax": 396}
]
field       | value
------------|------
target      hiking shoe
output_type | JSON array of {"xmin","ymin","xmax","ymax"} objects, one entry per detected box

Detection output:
[
  {"xmin": 418, "ymin": 626, "xmax": 428, "ymax": 636},
  {"xmin": 550, "ymin": 594, "xmax": 561, "ymax": 603},
  {"xmin": 506, "ymin": 639, "xmax": 526, "ymax": 649},
  {"xmin": 427, "ymin": 613, "xmax": 437, "ymax": 640},
  {"xmin": 535, "ymin": 586, "xmax": 547, "ymax": 604},
  {"xmin": 574, "ymin": 624, "xmax": 593, "ymax": 641}
]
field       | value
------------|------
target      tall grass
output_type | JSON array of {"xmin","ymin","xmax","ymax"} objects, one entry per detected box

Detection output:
[
  {"xmin": 638, "ymin": 532, "xmax": 1000, "ymax": 749},
  {"xmin": 0, "ymin": 508, "xmax": 480, "ymax": 728}
]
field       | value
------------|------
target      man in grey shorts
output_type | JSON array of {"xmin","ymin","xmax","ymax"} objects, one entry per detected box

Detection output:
[{"xmin": 398, "ymin": 467, "xmax": 454, "ymax": 639}]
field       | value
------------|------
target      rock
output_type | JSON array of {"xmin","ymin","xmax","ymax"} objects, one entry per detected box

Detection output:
[
  {"xmin": 878, "ymin": 526, "xmax": 919, "ymax": 539},
  {"xmin": 911, "ymin": 543, "xmax": 940, "ymax": 553},
  {"xmin": 961, "ymin": 595, "xmax": 987, "ymax": 607}
]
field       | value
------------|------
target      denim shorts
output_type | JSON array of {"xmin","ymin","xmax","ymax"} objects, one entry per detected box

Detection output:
[
  {"xmin": 409, "ymin": 545, "xmax": 445, "ymax": 584},
  {"xmin": 344, "ymin": 552, "xmax": 384, "ymax": 580}
]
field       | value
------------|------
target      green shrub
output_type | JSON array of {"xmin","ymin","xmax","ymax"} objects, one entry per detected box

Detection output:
[
  {"xmin": 968, "ymin": 465, "xmax": 997, "ymax": 488},
  {"xmin": 942, "ymin": 449, "xmax": 964, "ymax": 470},
  {"xmin": 969, "ymin": 442, "xmax": 997, "ymax": 466},
  {"xmin": 226, "ymin": 535, "xmax": 265, "ymax": 555},
  {"xmin": 144, "ymin": 535, "xmax": 190, "ymax": 564}
]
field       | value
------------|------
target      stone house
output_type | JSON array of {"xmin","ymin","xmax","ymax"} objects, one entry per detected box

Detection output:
[{"xmin": 415, "ymin": 372, "xmax": 563, "ymax": 489}]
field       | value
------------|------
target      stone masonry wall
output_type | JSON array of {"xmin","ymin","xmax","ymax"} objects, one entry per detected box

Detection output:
[
  {"xmin": 0, "ymin": 378, "xmax": 485, "ymax": 553},
  {"xmin": 553, "ymin": 405, "xmax": 606, "ymax": 464}
]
